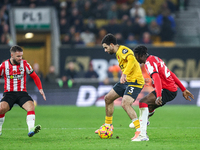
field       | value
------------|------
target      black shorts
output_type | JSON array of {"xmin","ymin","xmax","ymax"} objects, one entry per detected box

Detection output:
[
  {"xmin": 113, "ymin": 81, "xmax": 143, "ymax": 100},
  {"xmin": 152, "ymin": 89, "xmax": 177, "ymax": 106},
  {"xmin": 0, "ymin": 91, "xmax": 33, "ymax": 110}
]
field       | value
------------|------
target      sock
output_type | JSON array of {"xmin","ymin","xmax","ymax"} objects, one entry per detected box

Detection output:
[
  {"xmin": 0, "ymin": 114, "xmax": 5, "ymax": 133},
  {"xmin": 26, "ymin": 111, "xmax": 35, "ymax": 132},
  {"xmin": 132, "ymin": 118, "xmax": 140, "ymax": 131},
  {"xmin": 105, "ymin": 116, "xmax": 113, "ymax": 125},
  {"xmin": 139, "ymin": 102, "xmax": 149, "ymax": 136}
]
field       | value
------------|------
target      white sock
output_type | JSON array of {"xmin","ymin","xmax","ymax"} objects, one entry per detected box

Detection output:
[
  {"xmin": 139, "ymin": 107, "xmax": 149, "ymax": 136},
  {"xmin": 26, "ymin": 112, "xmax": 35, "ymax": 132},
  {"xmin": 0, "ymin": 116, "xmax": 5, "ymax": 133},
  {"xmin": 105, "ymin": 123, "xmax": 111, "ymax": 126}
]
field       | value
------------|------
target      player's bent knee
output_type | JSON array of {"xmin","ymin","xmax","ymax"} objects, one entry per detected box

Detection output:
[
  {"xmin": 121, "ymin": 100, "xmax": 130, "ymax": 110},
  {"xmin": 22, "ymin": 100, "xmax": 35, "ymax": 112},
  {"xmin": 104, "ymin": 95, "xmax": 111, "ymax": 104},
  {"xmin": 121, "ymin": 102, "xmax": 126, "ymax": 110},
  {"xmin": 0, "ymin": 102, "xmax": 10, "ymax": 114},
  {"xmin": 0, "ymin": 108, "xmax": 9, "ymax": 114}
]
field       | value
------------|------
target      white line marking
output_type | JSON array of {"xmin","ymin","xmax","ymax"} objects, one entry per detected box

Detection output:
[{"xmin": 3, "ymin": 127, "xmax": 200, "ymax": 131}]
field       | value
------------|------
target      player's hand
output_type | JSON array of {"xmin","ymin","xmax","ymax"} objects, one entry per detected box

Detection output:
[
  {"xmin": 144, "ymin": 78, "xmax": 151, "ymax": 85},
  {"xmin": 183, "ymin": 89, "xmax": 194, "ymax": 101},
  {"xmin": 155, "ymin": 97, "xmax": 162, "ymax": 105},
  {"xmin": 39, "ymin": 89, "xmax": 46, "ymax": 101},
  {"xmin": 120, "ymin": 74, "xmax": 127, "ymax": 84}
]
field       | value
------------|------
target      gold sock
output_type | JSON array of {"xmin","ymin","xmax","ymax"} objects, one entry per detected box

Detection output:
[
  {"xmin": 105, "ymin": 116, "xmax": 113, "ymax": 124},
  {"xmin": 133, "ymin": 119, "xmax": 140, "ymax": 129}
]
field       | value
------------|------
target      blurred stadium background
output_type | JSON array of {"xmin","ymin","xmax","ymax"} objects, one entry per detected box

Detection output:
[{"xmin": 0, "ymin": 0, "xmax": 199, "ymax": 106}]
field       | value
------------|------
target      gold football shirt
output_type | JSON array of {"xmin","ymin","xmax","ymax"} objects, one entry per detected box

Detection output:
[{"xmin": 116, "ymin": 45, "xmax": 144, "ymax": 87}]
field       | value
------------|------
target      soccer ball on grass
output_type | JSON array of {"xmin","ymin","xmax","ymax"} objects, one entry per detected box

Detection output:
[{"xmin": 98, "ymin": 125, "xmax": 113, "ymax": 139}]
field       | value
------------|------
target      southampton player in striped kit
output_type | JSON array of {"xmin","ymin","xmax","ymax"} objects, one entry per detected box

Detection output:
[
  {"xmin": 0, "ymin": 45, "xmax": 46, "ymax": 137},
  {"xmin": 95, "ymin": 34, "xmax": 145, "ymax": 140},
  {"xmin": 131, "ymin": 45, "xmax": 194, "ymax": 141}
]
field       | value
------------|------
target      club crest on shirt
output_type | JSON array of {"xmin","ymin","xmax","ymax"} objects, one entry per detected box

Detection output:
[
  {"xmin": 19, "ymin": 67, "xmax": 23, "ymax": 72},
  {"xmin": 122, "ymin": 49, "xmax": 128, "ymax": 54}
]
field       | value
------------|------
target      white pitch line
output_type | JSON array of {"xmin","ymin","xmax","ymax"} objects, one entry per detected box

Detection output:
[{"xmin": 3, "ymin": 127, "xmax": 200, "ymax": 130}]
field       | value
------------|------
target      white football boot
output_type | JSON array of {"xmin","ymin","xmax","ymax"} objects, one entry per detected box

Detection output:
[{"xmin": 131, "ymin": 134, "xmax": 149, "ymax": 141}]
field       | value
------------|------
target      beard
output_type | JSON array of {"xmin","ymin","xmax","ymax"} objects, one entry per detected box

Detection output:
[
  {"xmin": 13, "ymin": 59, "xmax": 20, "ymax": 65},
  {"xmin": 108, "ymin": 48, "xmax": 114, "ymax": 55}
]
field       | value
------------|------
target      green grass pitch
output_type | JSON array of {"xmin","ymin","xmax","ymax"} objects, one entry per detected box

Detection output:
[{"xmin": 0, "ymin": 105, "xmax": 200, "ymax": 150}]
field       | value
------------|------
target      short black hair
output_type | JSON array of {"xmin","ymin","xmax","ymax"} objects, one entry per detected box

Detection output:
[
  {"xmin": 101, "ymin": 33, "xmax": 117, "ymax": 45},
  {"xmin": 133, "ymin": 45, "xmax": 148, "ymax": 57},
  {"xmin": 10, "ymin": 45, "xmax": 23, "ymax": 53}
]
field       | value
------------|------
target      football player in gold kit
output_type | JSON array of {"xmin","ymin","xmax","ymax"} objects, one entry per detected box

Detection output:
[{"xmin": 95, "ymin": 33, "xmax": 145, "ymax": 140}]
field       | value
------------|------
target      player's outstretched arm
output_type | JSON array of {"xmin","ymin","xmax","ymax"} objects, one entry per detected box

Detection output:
[
  {"xmin": 182, "ymin": 89, "xmax": 194, "ymax": 101},
  {"xmin": 171, "ymin": 72, "xmax": 186, "ymax": 92},
  {"xmin": 39, "ymin": 89, "xmax": 46, "ymax": 101},
  {"xmin": 29, "ymin": 71, "xmax": 46, "ymax": 101}
]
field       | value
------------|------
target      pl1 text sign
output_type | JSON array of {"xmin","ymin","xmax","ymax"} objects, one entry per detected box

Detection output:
[{"xmin": 14, "ymin": 8, "xmax": 51, "ymax": 30}]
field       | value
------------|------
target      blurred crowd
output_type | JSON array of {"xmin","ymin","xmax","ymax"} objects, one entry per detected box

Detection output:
[
  {"xmin": 60, "ymin": 0, "xmax": 178, "ymax": 46},
  {"xmin": 0, "ymin": 0, "xmax": 189, "ymax": 46}
]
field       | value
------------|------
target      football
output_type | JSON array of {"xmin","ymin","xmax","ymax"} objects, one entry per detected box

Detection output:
[{"xmin": 98, "ymin": 125, "xmax": 113, "ymax": 139}]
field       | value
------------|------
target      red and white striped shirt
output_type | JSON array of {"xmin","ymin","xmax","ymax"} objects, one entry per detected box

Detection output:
[
  {"xmin": 145, "ymin": 55, "xmax": 177, "ymax": 92},
  {"xmin": 0, "ymin": 59, "xmax": 33, "ymax": 92}
]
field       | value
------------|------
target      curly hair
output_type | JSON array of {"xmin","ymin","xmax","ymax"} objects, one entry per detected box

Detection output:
[
  {"xmin": 133, "ymin": 45, "xmax": 148, "ymax": 57},
  {"xmin": 101, "ymin": 33, "xmax": 117, "ymax": 45}
]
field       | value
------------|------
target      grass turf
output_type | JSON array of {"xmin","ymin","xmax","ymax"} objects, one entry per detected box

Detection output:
[{"xmin": 0, "ymin": 105, "xmax": 200, "ymax": 150}]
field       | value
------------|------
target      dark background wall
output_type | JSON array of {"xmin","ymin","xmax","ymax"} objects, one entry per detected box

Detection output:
[{"xmin": 60, "ymin": 46, "xmax": 200, "ymax": 78}]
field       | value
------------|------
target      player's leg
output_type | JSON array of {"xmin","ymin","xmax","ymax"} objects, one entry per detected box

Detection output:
[
  {"xmin": 0, "ymin": 92, "xmax": 15, "ymax": 136},
  {"xmin": 131, "ymin": 93, "xmax": 156, "ymax": 141},
  {"xmin": 122, "ymin": 85, "xmax": 145, "ymax": 140},
  {"xmin": 121, "ymin": 95, "xmax": 140, "ymax": 130},
  {"xmin": 95, "ymin": 82, "xmax": 124, "ymax": 133},
  {"xmin": 22, "ymin": 100, "xmax": 35, "ymax": 130},
  {"xmin": 95, "ymin": 89, "xmax": 120, "ymax": 133},
  {"xmin": 132, "ymin": 90, "xmax": 177, "ymax": 141},
  {"xmin": 122, "ymin": 95, "xmax": 144, "ymax": 141},
  {"xmin": 139, "ymin": 93, "xmax": 157, "ymax": 136},
  {"xmin": 19, "ymin": 92, "xmax": 41, "ymax": 137},
  {"xmin": 146, "ymin": 89, "xmax": 177, "ymax": 117},
  {"xmin": 105, "ymin": 89, "xmax": 120, "ymax": 124},
  {"xmin": 124, "ymin": 85, "xmax": 143, "ymax": 130},
  {"xmin": 0, "ymin": 101, "xmax": 10, "ymax": 135},
  {"xmin": 22, "ymin": 100, "xmax": 41, "ymax": 137}
]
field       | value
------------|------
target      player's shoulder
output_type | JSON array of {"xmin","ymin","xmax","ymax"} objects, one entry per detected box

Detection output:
[
  {"xmin": 21, "ymin": 59, "xmax": 30, "ymax": 65},
  {"xmin": 0, "ymin": 59, "xmax": 9, "ymax": 66},
  {"xmin": 20, "ymin": 60, "xmax": 32, "ymax": 69},
  {"xmin": 147, "ymin": 55, "xmax": 162, "ymax": 63},
  {"xmin": 118, "ymin": 45, "xmax": 133, "ymax": 55},
  {"xmin": 21, "ymin": 59, "xmax": 27, "ymax": 63}
]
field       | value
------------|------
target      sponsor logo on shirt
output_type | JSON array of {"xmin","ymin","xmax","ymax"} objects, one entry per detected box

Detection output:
[{"xmin": 7, "ymin": 74, "xmax": 23, "ymax": 80}]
